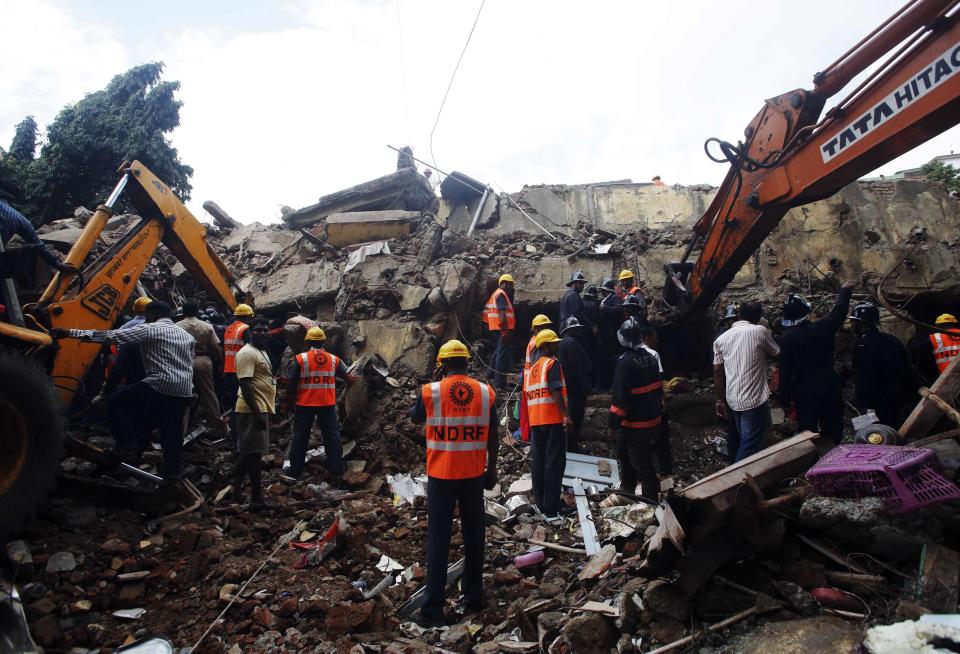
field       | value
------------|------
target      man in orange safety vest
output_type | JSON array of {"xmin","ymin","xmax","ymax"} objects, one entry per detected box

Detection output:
[
  {"xmin": 223, "ymin": 303, "xmax": 255, "ymax": 447},
  {"xmin": 409, "ymin": 340, "xmax": 499, "ymax": 626},
  {"xmin": 930, "ymin": 313, "xmax": 960, "ymax": 374},
  {"xmin": 482, "ymin": 273, "xmax": 516, "ymax": 390}
]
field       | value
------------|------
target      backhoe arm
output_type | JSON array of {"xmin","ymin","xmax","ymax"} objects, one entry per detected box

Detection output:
[
  {"xmin": 664, "ymin": 0, "xmax": 960, "ymax": 321},
  {"xmin": 32, "ymin": 161, "xmax": 240, "ymax": 403}
]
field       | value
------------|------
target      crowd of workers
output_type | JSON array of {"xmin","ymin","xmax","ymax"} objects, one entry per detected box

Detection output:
[{"xmin": 51, "ymin": 299, "xmax": 354, "ymax": 509}]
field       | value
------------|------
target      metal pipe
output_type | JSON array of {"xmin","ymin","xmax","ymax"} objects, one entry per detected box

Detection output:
[
  {"xmin": 119, "ymin": 462, "xmax": 164, "ymax": 485},
  {"xmin": 466, "ymin": 186, "xmax": 490, "ymax": 236}
]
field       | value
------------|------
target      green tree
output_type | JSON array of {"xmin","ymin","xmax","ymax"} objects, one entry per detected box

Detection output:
[
  {"xmin": 9, "ymin": 116, "xmax": 38, "ymax": 161},
  {"xmin": 921, "ymin": 159, "xmax": 960, "ymax": 194},
  {"xmin": 16, "ymin": 62, "xmax": 193, "ymax": 223}
]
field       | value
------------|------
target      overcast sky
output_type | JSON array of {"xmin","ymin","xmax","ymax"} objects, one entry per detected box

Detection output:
[{"xmin": 2, "ymin": 0, "xmax": 957, "ymax": 225}]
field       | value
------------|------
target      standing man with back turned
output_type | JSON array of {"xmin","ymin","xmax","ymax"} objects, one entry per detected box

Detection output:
[
  {"xmin": 177, "ymin": 300, "xmax": 226, "ymax": 437},
  {"xmin": 482, "ymin": 274, "xmax": 516, "ymax": 391},
  {"xmin": 409, "ymin": 340, "xmax": 498, "ymax": 627},
  {"xmin": 713, "ymin": 301, "xmax": 780, "ymax": 461},
  {"xmin": 223, "ymin": 303, "xmax": 255, "ymax": 444}
]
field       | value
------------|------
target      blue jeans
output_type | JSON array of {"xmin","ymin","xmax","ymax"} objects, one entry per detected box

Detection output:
[
  {"xmin": 289, "ymin": 405, "xmax": 343, "ymax": 477},
  {"xmin": 422, "ymin": 475, "xmax": 486, "ymax": 617},
  {"xmin": 731, "ymin": 402, "xmax": 772, "ymax": 462},
  {"xmin": 491, "ymin": 331, "xmax": 512, "ymax": 389}
]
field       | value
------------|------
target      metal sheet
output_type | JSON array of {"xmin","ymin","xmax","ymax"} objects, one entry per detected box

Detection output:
[
  {"xmin": 563, "ymin": 452, "xmax": 620, "ymax": 489},
  {"xmin": 573, "ymin": 478, "xmax": 601, "ymax": 556}
]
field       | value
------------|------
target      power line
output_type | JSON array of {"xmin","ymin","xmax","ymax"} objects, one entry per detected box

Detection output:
[{"xmin": 429, "ymin": 0, "xmax": 485, "ymax": 172}]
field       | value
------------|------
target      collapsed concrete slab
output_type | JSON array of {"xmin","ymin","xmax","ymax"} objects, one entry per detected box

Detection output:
[
  {"xmin": 283, "ymin": 168, "xmax": 435, "ymax": 228},
  {"xmin": 324, "ymin": 210, "xmax": 421, "ymax": 248},
  {"xmin": 220, "ymin": 222, "xmax": 300, "ymax": 255},
  {"xmin": 249, "ymin": 261, "xmax": 342, "ymax": 311},
  {"xmin": 351, "ymin": 319, "xmax": 434, "ymax": 375}
]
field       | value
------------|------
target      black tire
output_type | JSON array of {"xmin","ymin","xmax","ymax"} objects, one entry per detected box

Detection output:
[{"xmin": 0, "ymin": 352, "xmax": 64, "ymax": 543}]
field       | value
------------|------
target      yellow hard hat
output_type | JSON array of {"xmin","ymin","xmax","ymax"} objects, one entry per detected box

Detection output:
[
  {"xmin": 234, "ymin": 303, "xmax": 255, "ymax": 317},
  {"xmin": 936, "ymin": 313, "xmax": 958, "ymax": 325},
  {"xmin": 437, "ymin": 339, "xmax": 471, "ymax": 361},
  {"xmin": 618, "ymin": 269, "xmax": 635, "ymax": 282},
  {"xmin": 531, "ymin": 314, "xmax": 552, "ymax": 329},
  {"xmin": 132, "ymin": 297, "xmax": 152, "ymax": 313},
  {"xmin": 305, "ymin": 327, "xmax": 326, "ymax": 342},
  {"xmin": 498, "ymin": 274, "xmax": 514, "ymax": 285},
  {"xmin": 535, "ymin": 329, "xmax": 560, "ymax": 348}
]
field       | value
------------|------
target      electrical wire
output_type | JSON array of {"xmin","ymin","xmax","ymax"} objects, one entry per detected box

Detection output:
[{"xmin": 428, "ymin": 0, "xmax": 485, "ymax": 172}]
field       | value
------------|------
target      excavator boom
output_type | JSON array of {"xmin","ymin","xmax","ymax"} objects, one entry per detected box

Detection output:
[{"xmin": 664, "ymin": 0, "xmax": 960, "ymax": 320}]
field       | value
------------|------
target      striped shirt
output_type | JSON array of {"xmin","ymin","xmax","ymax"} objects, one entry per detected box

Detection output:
[
  {"xmin": 713, "ymin": 320, "xmax": 780, "ymax": 412},
  {"xmin": 70, "ymin": 318, "xmax": 195, "ymax": 397}
]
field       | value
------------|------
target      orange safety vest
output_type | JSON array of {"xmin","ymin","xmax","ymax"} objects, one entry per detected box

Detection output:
[
  {"xmin": 931, "ymin": 330, "xmax": 960, "ymax": 373},
  {"xmin": 223, "ymin": 321, "xmax": 249, "ymax": 374},
  {"xmin": 295, "ymin": 349, "xmax": 341, "ymax": 407},
  {"xmin": 524, "ymin": 335, "xmax": 538, "ymax": 370},
  {"xmin": 483, "ymin": 288, "xmax": 516, "ymax": 331},
  {"xmin": 422, "ymin": 374, "xmax": 494, "ymax": 479},
  {"xmin": 524, "ymin": 356, "xmax": 566, "ymax": 426}
]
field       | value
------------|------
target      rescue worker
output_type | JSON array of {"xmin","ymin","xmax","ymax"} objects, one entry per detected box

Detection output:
[
  {"xmin": 520, "ymin": 314, "xmax": 553, "ymax": 443},
  {"xmin": 223, "ymin": 303, "xmax": 255, "ymax": 444},
  {"xmin": 582, "ymin": 284, "xmax": 601, "ymax": 388},
  {"xmin": 620, "ymin": 294, "xmax": 648, "ymax": 330},
  {"xmin": 177, "ymin": 300, "xmax": 226, "ymax": 437},
  {"xmin": 559, "ymin": 271, "xmax": 594, "ymax": 330},
  {"xmin": 928, "ymin": 314, "xmax": 960, "ymax": 375},
  {"xmin": 524, "ymin": 329, "xmax": 571, "ymax": 525},
  {"xmin": 719, "ymin": 303, "xmax": 739, "ymax": 332},
  {"xmin": 284, "ymin": 327, "xmax": 355, "ymax": 479},
  {"xmin": 122, "ymin": 296, "xmax": 153, "ymax": 330},
  {"xmin": 234, "ymin": 318, "xmax": 276, "ymax": 509},
  {"xmin": 641, "ymin": 326, "xmax": 672, "ymax": 478},
  {"xmin": 582, "ymin": 285, "xmax": 600, "ymax": 327},
  {"xmin": 617, "ymin": 269, "xmax": 642, "ymax": 301},
  {"xmin": 776, "ymin": 282, "xmax": 853, "ymax": 444},
  {"xmin": 598, "ymin": 278, "xmax": 623, "ymax": 389},
  {"xmin": 849, "ymin": 302, "xmax": 917, "ymax": 428},
  {"xmin": 409, "ymin": 340, "xmax": 498, "ymax": 626},
  {"xmin": 482, "ymin": 274, "xmax": 516, "ymax": 390},
  {"xmin": 558, "ymin": 317, "xmax": 592, "ymax": 453},
  {"xmin": 610, "ymin": 318, "xmax": 664, "ymax": 500}
]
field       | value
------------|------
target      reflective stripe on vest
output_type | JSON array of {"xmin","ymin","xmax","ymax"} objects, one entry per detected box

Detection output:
[
  {"xmin": 525, "ymin": 335, "xmax": 538, "ymax": 370},
  {"xmin": 630, "ymin": 380, "xmax": 662, "ymax": 395},
  {"xmin": 223, "ymin": 321, "xmax": 249, "ymax": 373},
  {"xmin": 622, "ymin": 416, "xmax": 662, "ymax": 429},
  {"xmin": 296, "ymin": 350, "xmax": 340, "ymax": 406},
  {"xmin": 422, "ymin": 376, "xmax": 493, "ymax": 479},
  {"xmin": 483, "ymin": 288, "xmax": 516, "ymax": 331},
  {"xmin": 932, "ymin": 331, "xmax": 960, "ymax": 373},
  {"xmin": 524, "ymin": 357, "xmax": 566, "ymax": 426}
]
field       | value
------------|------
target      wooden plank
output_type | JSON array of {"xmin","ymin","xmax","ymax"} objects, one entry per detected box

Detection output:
[
  {"xmin": 918, "ymin": 542, "xmax": 960, "ymax": 613},
  {"xmin": 900, "ymin": 356, "xmax": 960, "ymax": 441}
]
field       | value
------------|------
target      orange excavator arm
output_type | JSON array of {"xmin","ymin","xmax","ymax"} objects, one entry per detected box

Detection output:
[
  {"xmin": 663, "ymin": 0, "xmax": 960, "ymax": 321},
  {"xmin": 27, "ymin": 160, "xmax": 241, "ymax": 403}
]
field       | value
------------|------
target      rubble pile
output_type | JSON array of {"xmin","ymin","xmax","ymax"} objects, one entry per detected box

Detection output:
[{"xmin": 5, "ymin": 165, "xmax": 960, "ymax": 652}]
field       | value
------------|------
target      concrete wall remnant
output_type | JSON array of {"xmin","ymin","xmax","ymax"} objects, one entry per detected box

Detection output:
[
  {"xmin": 324, "ymin": 210, "xmax": 422, "ymax": 248},
  {"xmin": 351, "ymin": 320, "xmax": 434, "ymax": 375},
  {"xmin": 249, "ymin": 261, "xmax": 342, "ymax": 311}
]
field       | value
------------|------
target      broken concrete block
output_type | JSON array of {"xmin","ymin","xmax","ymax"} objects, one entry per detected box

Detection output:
[
  {"xmin": 6, "ymin": 540, "xmax": 33, "ymax": 578},
  {"xmin": 284, "ymin": 168, "xmax": 434, "ymax": 228},
  {"xmin": 202, "ymin": 200, "xmax": 242, "ymax": 229},
  {"xmin": 396, "ymin": 284, "xmax": 430, "ymax": 311},
  {"xmin": 353, "ymin": 320, "xmax": 434, "ymax": 375},
  {"xmin": 252, "ymin": 261, "xmax": 342, "ymax": 311},
  {"xmin": 735, "ymin": 616, "xmax": 861, "ymax": 654},
  {"xmin": 220, "ymin": 222, "xmax": 299, "ymax": 255},
  {"xmin": 558, "ymin": 613, "xmax": 618, "ymax": 653},
  {"xmin": 45, "ymin": 551, "xmax": 77, "ymax": 574},
  {"xmin": 422, "ymin": 259, "xmax": 477, "ymax": 306},
  {"xmin": 643, "ymin": 579, "xmax": 688, "ymax": 621},
  {"xmin": 324, "ymin": 210, "xmax": 421, "ymax": 248}
]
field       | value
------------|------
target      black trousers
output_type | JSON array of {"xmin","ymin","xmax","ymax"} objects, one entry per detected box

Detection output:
[
  {"xmin": 222, "ymin": 372, "xmax": 239, "ymax": 444},
  {"xmin": 289, "ymin": 405, "xmax": 344, "ymax": 477},
  {"xmin": 654, "ymin": 415, "xmax": 673, "ymax": 475},
  {"xmin": 423, "ymin": 475, "xmax": 485, "ymax": 616},
  {"xmin": 531, "ymin": 423, "xmax": 567, "ymax": 514},
  {"xmin": 566, "ymin": 390, "xmax": 586, "ymax": 453},
  {"xmin": 796, "ymin": 395, "xmax": 844, "ymax": 444},
  {"xmin": 618, "ymin": 427, "xmax": 659, "ymax": 500},
  {"xmin": 106, "ymin": 381, "xmax": 188, "ymax": 479}
]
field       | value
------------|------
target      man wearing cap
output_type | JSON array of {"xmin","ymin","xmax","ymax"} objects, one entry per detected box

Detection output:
[
  {"xmin": 776, "ymin": 282, "xmax": 853, "ymax": 444},
  {"xmin": 617, "ymin": 270, "xmax": 642, "ymax": 301},
  {"xmin": 409, "ymin": 340, "xmax": 498, "ymax": 626},
  {"xmin": 97, "ymin": 296, "xmax": 153, "ymax": 404},
  {"xmin": 850, "ymin": 302, "xmax": 917, "ymax": 428},
  {"xmin": 610, "ymin": 318, "xmax": 664, "ymax": 500},
  {"xmin": 520, "ymin": 315, "xmax": 553, "ymax": 443},
  {"xmin": 223, "ymin": 303, "xmax": 255, "ymax": 444},
  {"xmin": 621, "ymin": 294, "xmax": 648, "ymax": 328},
  {"xmin": 524, "ymin": 329, "xmax": 571, "ymax": 525},
  {"xmin": 597, "ymin": 278, "xmax": 623, "ymax": 389},
  {"xmin": 483, "ymin": 274, "xmax": 516, "ymax": 390},
  {"xmin": 558, "ymin": 317, "xmax": 592, "ymax": 453},
  {"xmin": 559, "ymin": 270, "xmax": 595, "ymax": 333},
  {"xmin": 121, "ymin": 296, "xmax": 153, "ymax": 330},
  {"xmin": 284, "ymin": 327, "xmax": 356, "ymax": 480}
]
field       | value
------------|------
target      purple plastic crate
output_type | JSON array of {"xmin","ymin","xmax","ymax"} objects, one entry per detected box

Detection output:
[{"xmin": 805, "ymin": 445, "xmax": 960, "ymax": 513}]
